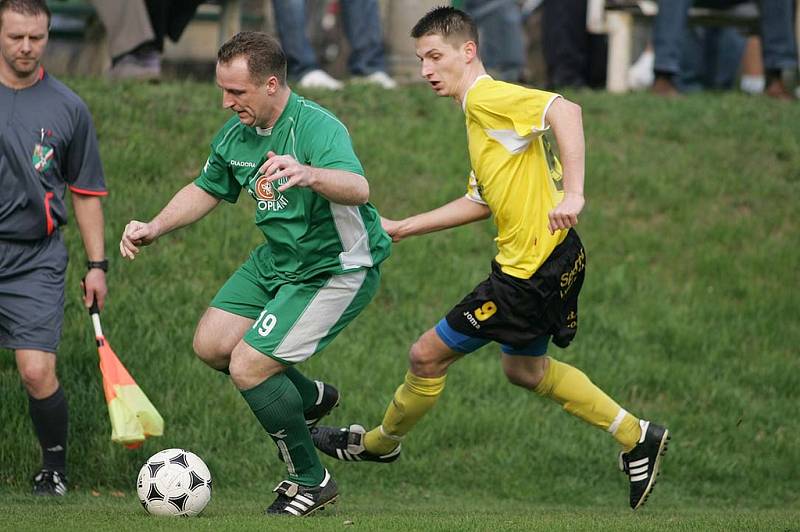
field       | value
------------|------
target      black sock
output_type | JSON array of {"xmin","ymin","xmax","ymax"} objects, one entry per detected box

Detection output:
[{"xmin": 28, "ymin": 386, "xmax": 68, "ymax": 473}]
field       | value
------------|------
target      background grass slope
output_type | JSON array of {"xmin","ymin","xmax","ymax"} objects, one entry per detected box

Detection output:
[{"xmin": 1, "ymin": 81, "xmax": 798, "ymax": 518}]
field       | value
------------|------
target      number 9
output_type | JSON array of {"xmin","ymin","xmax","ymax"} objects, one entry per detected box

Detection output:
[{"xmin": 475, "ymin": 301, "xmax": 497, "ymax": 321}]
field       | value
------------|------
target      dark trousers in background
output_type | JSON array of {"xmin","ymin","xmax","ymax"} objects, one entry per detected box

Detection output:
[
  {"xmin": 542, "ymin": 0, "xmax": 607, "ymax": 89},
  {"xmin": 144, "ymin": 0, "xmax": 204, "ymax": 52}
]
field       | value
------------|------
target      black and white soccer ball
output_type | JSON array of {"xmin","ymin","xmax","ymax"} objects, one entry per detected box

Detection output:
[{"xmin": 136, "ymin": 448, "xmax": 212, "ymax": 516}]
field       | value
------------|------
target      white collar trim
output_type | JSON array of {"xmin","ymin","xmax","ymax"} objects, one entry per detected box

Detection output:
[{"xmin": 462, "ymin": 74, "xmax": 492, "ymax": 112}]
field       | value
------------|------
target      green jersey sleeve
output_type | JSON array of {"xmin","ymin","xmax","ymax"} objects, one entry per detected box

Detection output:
[
  {"xmin": 194, "ymin": 126, "xmax": 241, "ymax": 203},
  {"xmin": 303, "ymin": 121, "xmax": 364, "ymax": 176}
]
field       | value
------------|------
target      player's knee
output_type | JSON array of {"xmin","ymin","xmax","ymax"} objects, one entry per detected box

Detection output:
[
  {"xmin": 227, "ymin": 346, "xmax": 250, "ymax": 387},
  {"xmin": 191, "ymin": 331, "xmax": 211, "ymax": 359},
  {"xmin": 408, "ymin": 337, "xmax": 447, "ymax": 377},
  {"xmin": 228, "ymin": 344, "xmax": 282, "ymax": 389},
  {"xmin": 503, "ymin": 367, "xmax": 537, "ymax": 390},
  {"xmin": 18, "ymin": 361, "xmax": 56, "ymax": 394},
  {"xmin": 502, "ymin": 358, "xmax": 547, "ymax": 391},
  {"xmin": 192, "ymin": 330, "xmax": 229, "ymax": 369}
]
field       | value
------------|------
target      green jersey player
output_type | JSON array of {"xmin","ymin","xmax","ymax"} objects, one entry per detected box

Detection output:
[{"xmin": 120, "ymin": 31, "xmax": 390, "ymax": 516}]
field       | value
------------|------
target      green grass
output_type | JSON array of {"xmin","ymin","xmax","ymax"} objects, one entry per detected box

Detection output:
[
  {"xmin": 2, "ymin": 490, "xmax": 798, "ymax": 531},
  {"xmin": 1, "ymin": 79, "xmax": 799, "ymax": 528}
]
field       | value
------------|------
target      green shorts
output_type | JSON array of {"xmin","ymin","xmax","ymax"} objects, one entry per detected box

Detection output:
[{"xmin": 210, "ymin": 253, "xmax": 380, "ymax": 365}]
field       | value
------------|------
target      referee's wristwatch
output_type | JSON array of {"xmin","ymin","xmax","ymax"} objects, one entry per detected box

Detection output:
[{"xmin": 86, "ymin": 259, "xmax": 109, "ymax": 272}]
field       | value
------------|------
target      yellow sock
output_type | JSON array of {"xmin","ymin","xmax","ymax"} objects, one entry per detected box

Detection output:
[
  {"xmin": 364, "ymin": 371, "xmax": 446, "ymax": 454},
  {"xmin": 534, "ymin": 357, "xmax": 642, "ymax": 451}
]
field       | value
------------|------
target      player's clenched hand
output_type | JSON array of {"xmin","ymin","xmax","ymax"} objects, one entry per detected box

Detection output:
[
  {"xmin": 259, "ymin": 151, "xmax": 314, "ymax": 192},
  {"xmin": 381, "ymin": 217, "xmax": 403, "ymax": 242},
  {"xmin": 119, "ymin": 220, "xmax": 159, "ymax": 260},
  {"xmin": 548, "ymin": 192, "xmax": 585, "ymax": 234}
]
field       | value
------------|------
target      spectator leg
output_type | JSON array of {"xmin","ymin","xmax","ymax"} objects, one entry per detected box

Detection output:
[
  {"xmin": 271, "ymin": 0, "xmax": 320, "ymax": 79},
  {"xmin": 464, "ymin": 0, "xmax": 525, "ymax": 82},
  {"xmin": 340, "ymin": 0, "xmax": 386, "ymax": 75},
  {"xmin": 542, "ymin": 0, "xmax": 590, "ymax": 88},
  {"xmin": 90, "ymin": 0, "xmax": 155, "ymax": 60},
  {"xmin": 652, "ymin": 0, "xmax": 693, "ymax": 76},
  {"xmin": 758, "ymin": 0, "xmax": 798, "ymax": 71}
]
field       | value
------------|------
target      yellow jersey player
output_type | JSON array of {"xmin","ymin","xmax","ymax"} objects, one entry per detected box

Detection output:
[{"xmin": 312, "ymin": 6, "xmax": 670, "ymax": 510}]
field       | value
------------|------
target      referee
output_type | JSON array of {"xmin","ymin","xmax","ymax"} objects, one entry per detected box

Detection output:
[{"xmin": 0, "ymin": 0, "xmax": 108, "ymax": 496}]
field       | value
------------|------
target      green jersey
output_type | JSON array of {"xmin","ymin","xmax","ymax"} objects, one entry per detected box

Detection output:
[{"xmin": 195, "ymin": 92, "xmax": 390, "ymax": 280}]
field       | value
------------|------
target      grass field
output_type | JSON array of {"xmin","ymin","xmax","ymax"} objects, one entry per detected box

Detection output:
[
  {"xmin": 3, "ymin": 490, "xmax": 799, "ymax": 531},
  {"xmin": 1, "ymin": 78, "xmax": 799, "ymax": 530}
]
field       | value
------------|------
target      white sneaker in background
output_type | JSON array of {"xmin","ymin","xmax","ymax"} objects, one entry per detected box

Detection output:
[
  {"xmin": 628, "ymin": 49, "xmax": 654, "ymax": 91},
  {"xmin": 362, "ymin": 71, "xmax": 398, "ymax": 89},
  {"xmin": 298, "ymin": 69, "xmax": 344, "ymax": 90},
  {"xmin": 740, "ymin": 75, "xmax": 765, "ymax": 94},
  {"xmin": 110, "ymin": 51, "xmax": 161, "ymax": 81}
]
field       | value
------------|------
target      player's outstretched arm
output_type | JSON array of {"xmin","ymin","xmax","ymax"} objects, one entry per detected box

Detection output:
[
  {"xmin": 382, "ymin": 196, "xmax": 491, "ymax": 242},
  {"xmin": 546, "ymin": 97, "xmax": 585, "ymax": 234},
  {"xmin": 119, "ymin": 183, "xmax": 220, "ymax": 260}
]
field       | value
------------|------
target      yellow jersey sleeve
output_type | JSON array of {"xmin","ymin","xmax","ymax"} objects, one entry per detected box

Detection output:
[
  {"xmin": 464, "ymin": 170, "xmax": 487, "ymax": 204},
  {"xmin": 466, "ymin": 80, "xmax": 560, "ymax": 141}
]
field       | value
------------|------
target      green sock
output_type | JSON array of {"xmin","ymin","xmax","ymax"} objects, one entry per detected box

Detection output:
[
  {"xmin": 240, "ymin": 373, "xmax": 324, "ymax": 486},
  {"xmin": 284, "ymin": 366, "xmax": 319, "ymax": 412}
]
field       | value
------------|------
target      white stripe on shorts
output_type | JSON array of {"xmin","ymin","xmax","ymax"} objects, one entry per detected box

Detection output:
[{"xmin": 273, "ymin": 269, "xmax": 367, "ymax": 363}]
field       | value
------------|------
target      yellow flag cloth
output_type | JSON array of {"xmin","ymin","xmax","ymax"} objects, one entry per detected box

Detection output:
[{"xmin": 98, "ymin": 339, "xmax": 164, "ymax": 447}]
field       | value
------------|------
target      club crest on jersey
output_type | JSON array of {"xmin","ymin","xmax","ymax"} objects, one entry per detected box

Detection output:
[
  {"xmin": 255, "ymin": 175, "xmax": 274, "ymax": 200},
  {"xmin": 248, "ymin": 173, "xmax": 290, "ymax": 211}
]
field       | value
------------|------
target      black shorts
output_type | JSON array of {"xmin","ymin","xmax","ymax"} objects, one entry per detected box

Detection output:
[{"xmin": 443, "ymin": 229, "xmax": 585, "ymax": 351}]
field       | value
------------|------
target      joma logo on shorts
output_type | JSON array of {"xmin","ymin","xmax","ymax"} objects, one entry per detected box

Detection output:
[
  {"xmin": 231, "ymin": 160, "xmax": 256, "ymax": 168},
  {"xmin": 463, "ymin": 311, "xmax": 481, "ymax": 329}
]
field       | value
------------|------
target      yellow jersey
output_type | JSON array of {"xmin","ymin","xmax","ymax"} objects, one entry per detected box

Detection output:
[{"xmin": 462, "ymin": 75, "xmax": 567, "ymax": 279}]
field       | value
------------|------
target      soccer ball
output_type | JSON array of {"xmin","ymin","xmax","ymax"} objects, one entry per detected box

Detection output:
[{"xmin": 136, "ymin": 448, "xmax": 212, "ymax": 516}]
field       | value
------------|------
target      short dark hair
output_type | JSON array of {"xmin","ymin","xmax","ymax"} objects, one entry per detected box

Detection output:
[
  {"xmin": 0, "ymin": 0, "xmax": 51, "ymax": 29},
  {"xmin": 217, "ymin": 31, "xmax": 287, "ymax": 85},
  {"xmin": 410, "ymin": 6, "xmax": 478, "ymax": 48}
]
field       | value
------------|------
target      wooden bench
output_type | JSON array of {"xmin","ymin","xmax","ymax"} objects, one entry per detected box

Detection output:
[{"xmin": 598, "ymin": 0, "xmax": 800, "ymax": 92}]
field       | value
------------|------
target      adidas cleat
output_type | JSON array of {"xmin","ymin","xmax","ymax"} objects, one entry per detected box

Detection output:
[
  {"xmin": 311, "ymin": 424, "xmax": 402, "ymax": 463},
  {"xmin": 32, "ymin": 469, "xmax": 68, "ymax": 496},
  {"xmin": 304, "ymin": 381, "xmax": 339, "ymax": 428},
  {"xmin": 266, "ymin": 469, "xmax": 338, "ymax": 516},
  {"xmin": 619, "ymin": 420, "xmax": 670, "ymax": 510}
]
